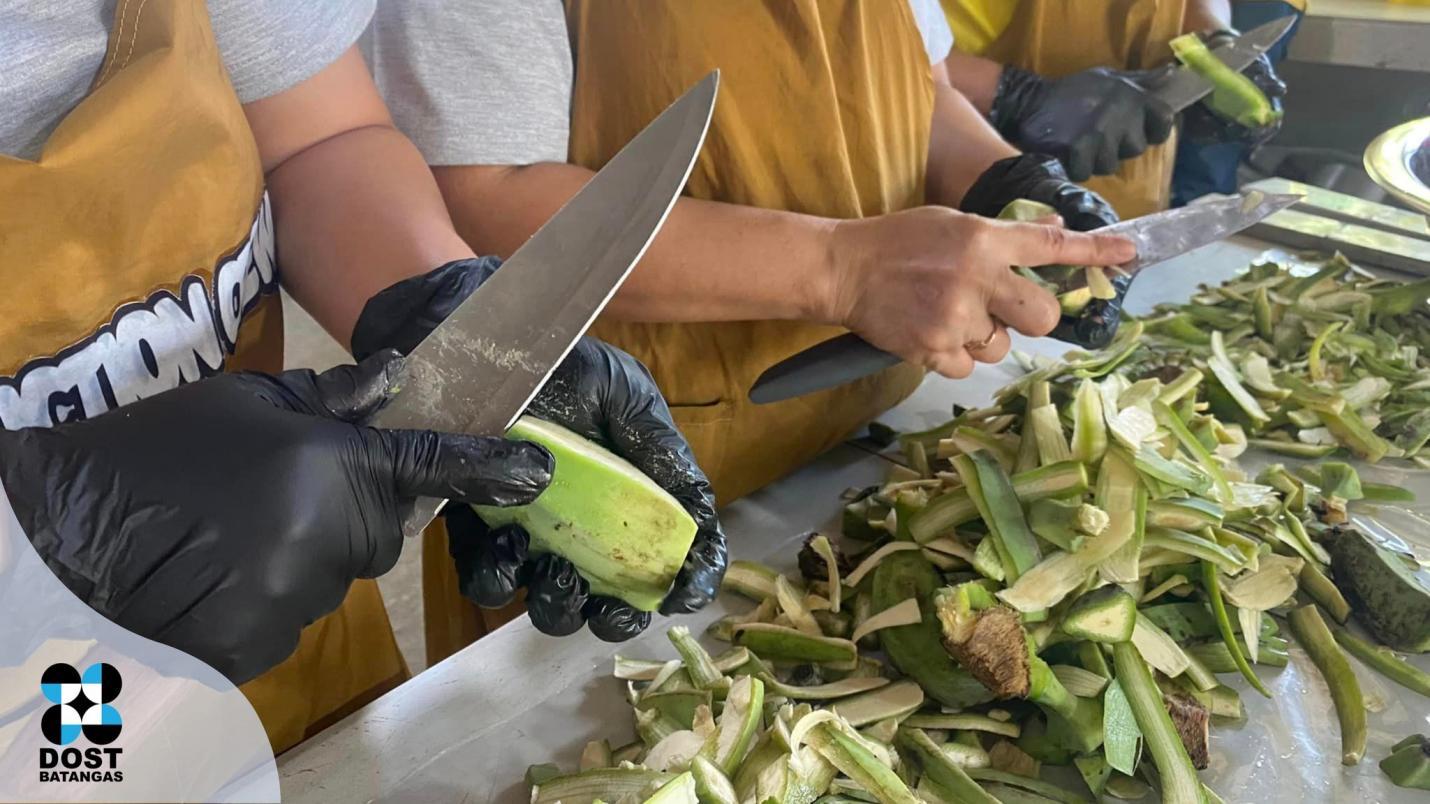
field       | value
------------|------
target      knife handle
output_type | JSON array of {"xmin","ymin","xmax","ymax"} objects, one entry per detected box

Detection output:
[{"xmin": 748, "ymin": 333, "xmax": 902, "ymax": 404}]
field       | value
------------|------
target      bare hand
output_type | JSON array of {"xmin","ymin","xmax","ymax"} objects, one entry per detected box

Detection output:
[{"xmin": 825, "ymin": 207, "xmax": 1136, "ymax": 378}]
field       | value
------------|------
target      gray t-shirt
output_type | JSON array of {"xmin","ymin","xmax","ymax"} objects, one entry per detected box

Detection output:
[
  {"xmin": 0, "ymin": 0, "xmax": 375, "ymax": 160},
  {"xmin": 367, "ymin": 0, "xmax": 951, "ymax": 169},
  {"xmin": 364, "ymin": 0, "xmax": 573, "ymax": 166}
]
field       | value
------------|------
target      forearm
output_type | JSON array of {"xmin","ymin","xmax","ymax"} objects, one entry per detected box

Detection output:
[
  {"xmin": 432, "ymin": 162, "xmax": 838, "ymax": 324},
  {"xmin": 268, "ymin": 127, "xmax": 474, "ymax": 345},
  {"xmin": 940, "ymin": 49, "xmax": 1005, "ymax": 116},
  {"xmin": 244, "ymin": 47, "xmax": 474, "ymax": 348},
  {"xmin": 1184, "ymin": 0, "xmax": 1233, "ymax": 32},
  {"xmin": 925, "ymin": 64, "xmax": 1020, "ymax": 209}
]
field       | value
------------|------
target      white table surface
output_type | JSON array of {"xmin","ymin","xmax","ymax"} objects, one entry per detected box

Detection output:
[{"xmin": 278, "ymin": 236, "xmax": 1430, "ymax": 803}]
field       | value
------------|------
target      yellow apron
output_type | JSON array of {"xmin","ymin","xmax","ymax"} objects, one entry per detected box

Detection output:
[
  {"xmin": 420, "ymin": 0, "xmax": 938, "ymax": 663},
  {"xmin": 0, "ymin": 0, "xmax": 404, "ymax": 753},
  {"xmin": 945, "ymin": 0, "xmax": 1188, "ymax": 217}
]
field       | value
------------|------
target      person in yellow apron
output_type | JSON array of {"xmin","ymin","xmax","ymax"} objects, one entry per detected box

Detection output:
[
  {"xmin": 939, "ymin": 0, "xmax": 1288, "ymax": 217},
  {"xmin": 0, "ymin": 0, "xmax": 724, "ymax": 752},
  {"xmin": 366, "ymin": 0, "xmax": 1138, "ymax": 661}
]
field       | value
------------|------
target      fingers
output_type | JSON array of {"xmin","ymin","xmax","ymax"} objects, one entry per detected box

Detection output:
[
  {"xmin": 259, "ymin": 349, "xmax": 405, "ymax": 420},
  {"xmin": 585, "ymin": 597, "xmax": 651, "ymax": 642},
  {"xmin": 966, "ymin": 322, "xmax": 1012, "ymax": 364},
  {"xmin": 448, "ymin": 508, "xmax": 530, "ymax": 608},
  {"xmin": 375, "ymin": 430, "xmax": 553, "ymax": 506},
  {"xmin": 313, "ymin": 349, "xmax": 406, "ymax": 421},
  {"xmin": 525, "ymin": 553, "xmax": 589, "ymax": 636},
  {"xmin": 660, "ymin": 527, "xmax": 729, "ymax": 615},
  {"xmin": 1064, "ymin": 134, "xmax": 1097, "ymax": 182},
  {"xmin": 1144, "ymin": 95, "xmax": 1176, "ymax": 146},
  {"xmin": 926, "ymin": 349, "xmax": 976, "ymax": 380},
  {"xmin": 997, "ymin": 220, "xmax": 1136, "ymax": 269},
  {"xmin": 1117, "ymin": 116, "xmax": 1148, "ymax": 161},
  {"xmin": 1094, "ymin": 140, "xmax": 1121, "ymax": 178},
  {"xmin": 988, "ymin": 270, "xmax": 1062, "ymax": 338}
]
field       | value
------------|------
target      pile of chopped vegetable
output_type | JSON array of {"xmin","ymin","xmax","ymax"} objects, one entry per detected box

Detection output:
[
  {"xmin": 525, "ymin": 255, "xmax": 1430, "ymax": 804},
  {"xmin": 1111, "ymin": 254, "xmax": 1430, "ymax": 466}
]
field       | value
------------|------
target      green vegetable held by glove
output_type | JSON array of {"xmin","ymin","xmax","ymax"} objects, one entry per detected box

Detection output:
[
  {"xmin": 476, "ymin": 416, "xmax": 698, "ymax": 612},
  {"xmin": 1170, "ymin": 33, "xmax": 1283, "ymax": 129}
]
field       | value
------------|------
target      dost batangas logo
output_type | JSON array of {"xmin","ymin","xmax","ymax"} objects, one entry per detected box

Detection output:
[{"xmin": 38, "ymin": 662, "xmax": 124, "ymax": 783}]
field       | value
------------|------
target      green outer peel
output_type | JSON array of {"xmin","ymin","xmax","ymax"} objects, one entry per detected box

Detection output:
[
  {"xmin": 475, "ymin": 416, "xmax": 697, "ymax": 611},
  {"xmin": 1169, "ymin": 33, "xmax": 1282, "ymax": 128}
]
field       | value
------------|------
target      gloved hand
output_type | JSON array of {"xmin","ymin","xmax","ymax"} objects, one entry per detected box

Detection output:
[
  {"xmin": 990, "ymin": 65, "xmax": 1177, "ymax": 181},
  {"xmin": 960, "ymin": 154, "xmax": 1121, "ymax": 232},
  {"xmin": 1180, "ymin": 29, "xmax": 1286, "ymax": 146},
  {"xmin": 0, "ymin": 351, "xmax": 553, "ymax": 684},
  {"xmin": 960, "ymin": 155, "xmax": 1130, "ymax": 349},
  {"xmin": 353, "ymin": 258, "xmax": 727, "ymax": 642}
]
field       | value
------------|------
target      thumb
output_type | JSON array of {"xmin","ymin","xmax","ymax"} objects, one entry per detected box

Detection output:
[
  {"xmin": 311, "ymin": 349, "xmax": 407, "ymax": 421},
  {"xmin": 371, "ymin": 429, "xmax": 554, "ymax": 506},
  {"xmin": 997, "ymin": 220, "xmax": 1137, "ymax": 269}
]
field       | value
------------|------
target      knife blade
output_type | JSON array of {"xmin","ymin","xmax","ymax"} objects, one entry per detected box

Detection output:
[
  {"xmin": 1046, "ymin": 190, "xmax": 1301, "ymax": 294},
  {"xmin": 372, "ymin": 72, "xmax": 718, "ymax": 537},
  {"xmin": 1150, "ymin": 16, "xmax": 1297, "ymax": 113},
  {"xmin": 748, "ymin": 190, "xmax": 1301, "ymax": 406}
]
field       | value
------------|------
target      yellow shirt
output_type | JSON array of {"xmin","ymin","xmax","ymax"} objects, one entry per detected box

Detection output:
[{"xmin": 944, "ymin": 0, "xmax": 1307, "ymax": 55}]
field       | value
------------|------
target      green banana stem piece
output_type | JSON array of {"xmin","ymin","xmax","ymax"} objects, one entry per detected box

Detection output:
[
  {"xmin": 1202, "ymin": 562, "xmax": 1271, "ymax": 697},
  {"xmin": 1111, "ymin": 643, "xmax": 1205, "ymax": 804},
  {"xmin": 1288, "ymin": 605, "xmax": 1367, "ymax": 766},
  {"xmin": 933, "ymin": 584, "xmax": 1081, "ymax": 722},
  {"xmin": 1331, "ymin": 624, "xmax": 1430, "ymax": 699},
  {"xmin": 1170, "ymin": 33, "xmax": 1281, "ymax": 128},
  {"xmin": 1380, "ymin": 735, "xmax": 1430, "ymax": 790}
]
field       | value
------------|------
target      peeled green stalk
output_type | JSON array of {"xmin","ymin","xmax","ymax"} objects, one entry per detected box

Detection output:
[
  {"xmin": 898, "ymin": 728, "xmax": 1000, "ymax": 804},
  {"xmin": 1111, "ymin": 643, "xmax": 1205, "ymax": 804},
  {"xmin": 1170, "ymin": 33, "xmax": 1280, "ymax": 128},
  {"xmin": 1331, "ymin": 624, "xmax": 1430, "ymax": 698},
  {"xmin": 805, "ymin": 722, "xmax": 920, "ymax": 804},
  {"xmin": 1288, "ymin": 605, "xmax": 1366, "ymax": 765},
  {"xmin": 475, "ymin": 416, "xmax": 697, "ymax": 611},
  {"xmin": 689, "ymin": 756, "xmax": 737, "ymax": 804},
  {"xmin": 708, "ymin": 675, "xmax": 764, "ymax": 774},
  {"xmin": 531, "ymin": 768, "xmax": 674, "ymax": 804},
  {"xmin": 1202, "ymin": 562, "xmax": 1271, "ymax": 697},
  {"xmin": 907, "ymin": 461, "xmax": 1089, "ymax": 543},
  {"xmin": 953, "ymin": 451, "xmax": 1043, "ymax": 582},
  {"xmin": 732, "ymin": 624, "xmax": 857, "ymax": 666},
  {"xmin": 1071, "ymin": 380, "xmax": 1108, "ymax": 464}
]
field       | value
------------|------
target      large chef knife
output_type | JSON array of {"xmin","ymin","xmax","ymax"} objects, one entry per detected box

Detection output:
[
  {"xmin": 1149, "ymin": 17, "xmax": 1297, "ymax": 112},
  {"xmin": 371, "ymin": 73, "xmax": 718, "ymax": 538},
  {"xmin": 748, "ymin": 191, "xmax": 1300, "ymax": 405}
]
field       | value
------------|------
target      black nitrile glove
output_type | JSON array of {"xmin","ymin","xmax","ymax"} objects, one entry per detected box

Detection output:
[
  {"xmin": 960, "ymin": 154, "xmax": 1120, "ymax": 232},
  {"xmin": 0, "ymin": 351, "xmax": 553, "ymax": 684},
  {"xmin": 961, "ymin": 155, "xmax": 1130, "ymax": 350},
  {"xmin": 354, "ymin": 259, "xmax": 728, "ymax": 642},
  {"xmin": 990, "ymin": 65, "xmax": 1177, "ymax": 181},
  {"xmin": 1180, "ymin": 29, "xmax": 1287, "ymax": 146}
]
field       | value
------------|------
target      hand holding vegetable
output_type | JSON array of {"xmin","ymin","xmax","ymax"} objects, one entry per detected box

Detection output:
[
  {"xmin": 989, "ymin": 66, "xmax": 1177, "ymax": 181},
  {"xmin": 0, "ymin": 351, "xmax": 552, "ymax": 683},
  {"xmin": 353, "ymin": 259, "xmax": 727, "ymax": 641},
  {"xmin": 826, "ymin": 205, "xmax": 1134, "ymax": 378},
  {"xmin": 960, "ymin": 154, "xmax": 1121, "ymax": 233},
  {"xmin": 1177, "ymin": 29, "xmax": 1287, "ymax": 146}
]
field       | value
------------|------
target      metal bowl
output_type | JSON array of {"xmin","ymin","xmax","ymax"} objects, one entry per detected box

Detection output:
[{"xmin": 1365, "ymin": 115, "xmax": 1430, "ymax": 216}]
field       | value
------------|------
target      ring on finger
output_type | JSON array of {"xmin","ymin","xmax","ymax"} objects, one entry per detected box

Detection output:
[{"xmin": 965, "ymin": 322, "xmax": 1002, "ymax": 351}]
